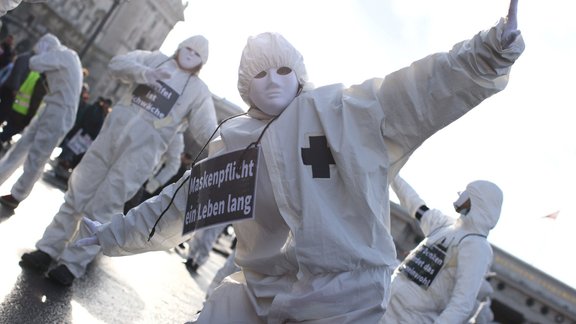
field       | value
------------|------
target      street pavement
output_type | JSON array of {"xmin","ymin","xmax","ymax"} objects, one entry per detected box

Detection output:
[{"xmin": 0, "ymin": 160, "xmax": 229, "ymax": 324}]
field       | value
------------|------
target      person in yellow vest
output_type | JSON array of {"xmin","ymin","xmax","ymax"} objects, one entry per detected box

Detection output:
[
  {"xmin": 0, "ymin": 33, "xmax": 82, "ymax": 209},
  {"xmin": 0, "ymin": 71, "xmax": 47, "ymax": 148},
  {"xmin": 0, "ymin": 50, "xmax": 33, "ymax": 123}
]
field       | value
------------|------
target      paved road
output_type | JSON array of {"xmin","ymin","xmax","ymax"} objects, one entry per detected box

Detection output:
[{"xmin": 0, "ymin": 162, "xmax": 229, "ymax": 324}]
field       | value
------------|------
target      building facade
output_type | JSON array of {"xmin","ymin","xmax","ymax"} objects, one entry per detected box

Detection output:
[{"xmin": 2, "ymin": 0, "xmax": 186, "ymax": 102}]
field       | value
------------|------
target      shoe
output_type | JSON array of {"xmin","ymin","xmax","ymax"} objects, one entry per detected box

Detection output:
[
  {"xmin": 20, "ymin": 250, "xmax": 53, "ymax": 272},
  {"xmin": 47, "ymin": 264, "xmax": 76, "ymax": 286},
  {"xmin": 0, "ymin": 194, "xmax": 19, "ymax": 209},
  {"xmin": 185, "ymin": 258, "xmax": 199, "ymax": 272}
]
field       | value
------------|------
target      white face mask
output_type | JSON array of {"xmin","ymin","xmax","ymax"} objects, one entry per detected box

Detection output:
[
  {"xmin": 248, "ymin": 67, "xmax": 299, "ymax": 116},
  {"xmin": 177, "ymin": 47, "xmax": 202, "ymax": 71}
]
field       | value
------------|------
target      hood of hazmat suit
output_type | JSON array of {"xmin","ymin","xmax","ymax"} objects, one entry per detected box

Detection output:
[
  {"xmin": 176, "ymin": 35, "xmax": 209, "ymax": 65},
  {"xmin": 238, "ymin": 32, "xmax": 311, "ymax": 110},
  {"xmin": 34, "ymin": 33, "xmax": 61, "ymax": 54},
  {"xmin": 456, "ymin": 180, "xmax": 503, "ymax": 236}
]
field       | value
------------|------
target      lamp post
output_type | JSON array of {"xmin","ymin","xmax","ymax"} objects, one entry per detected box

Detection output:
[{"xmin": 78, "ymin": 0, "xmax": 121, "ymax": 60}]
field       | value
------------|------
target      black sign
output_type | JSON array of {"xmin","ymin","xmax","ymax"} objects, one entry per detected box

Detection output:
[
  {"xmin": 398, "ymin": 240, "xmax": 448, "ymax": 289},
  {"xmin": 183, "ymin": 147, "xmax": 259, "ymax": 235},
  {"xmin": 131, "ymin": 80, "xmax": 179, "ymax": 119}
]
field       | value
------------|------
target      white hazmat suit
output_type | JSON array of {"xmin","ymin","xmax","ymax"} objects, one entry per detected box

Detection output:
[
  {"xmin": 0, "ymin": 33, "xmax": 82, "ymax": 203},
  {"xmin": 382, "ymin": 176, "xmax": 503, "ymax": 324},
  {"xmin": 87, "ymin": 15, "xmax": 524, "ymax": 323},
  {"xmin": 31, "ymin": 35, "xmax": 217, "ymax": 280}
]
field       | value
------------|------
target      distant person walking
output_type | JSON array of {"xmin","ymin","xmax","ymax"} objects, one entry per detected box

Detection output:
[{"xmin": 0, "ymin": 33, "xmax": 82, "ymax": 209}]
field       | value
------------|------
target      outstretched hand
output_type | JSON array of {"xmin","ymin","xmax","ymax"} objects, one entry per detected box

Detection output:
[
  {"xmin": 502, "ymin": 0, "xmax": 519, "ymax": 47},
  {"xmin": 75, "ymin": 217, "xmax": 102, "ymax": 247}
]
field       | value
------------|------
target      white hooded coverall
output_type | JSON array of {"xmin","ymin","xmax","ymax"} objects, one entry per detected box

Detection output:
[
  {"xmin": 94, "ymin": 20, "xmax": 523, "ymax": 323},
  {"xmin": 382, "ymin": 176, "xmax": 503, "ymax": 324},
  {"xmin": 0, "ymin": 33, "xmax": 82, "ymax": 202},
  {"xmin": 35, "ymin": 36, "xmax": 217, "ymax": 278}
]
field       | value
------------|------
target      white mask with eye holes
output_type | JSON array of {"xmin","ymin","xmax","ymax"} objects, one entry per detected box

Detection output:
[
  {"xmin": 177, "ymin": 47, "xmax": 202, "ymax": 71},
  {"xmin": 248, "ymin": 67, "xmax": 299, "ymax": 116}
]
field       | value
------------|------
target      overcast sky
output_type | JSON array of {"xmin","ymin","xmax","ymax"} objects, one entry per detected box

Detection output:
[{"xmin": 161, "ymin": 0, "xmax": 576, "ymax": 288}]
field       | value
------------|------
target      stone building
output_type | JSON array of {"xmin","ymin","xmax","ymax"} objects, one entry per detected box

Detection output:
[{"xmin": 2, "ymin": 0, "xmax": 186, "ymax": 102}]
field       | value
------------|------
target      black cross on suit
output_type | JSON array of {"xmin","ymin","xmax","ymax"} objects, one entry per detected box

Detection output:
[{"xmin": 301, "ymin": 136, "xmax": 335, "ymax": 178}]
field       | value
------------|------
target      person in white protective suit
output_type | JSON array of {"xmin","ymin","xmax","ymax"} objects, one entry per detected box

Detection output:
[
  {"xmin": 184, "ymin": 223, "xmax": 229, "ymax": 272},
  {"xmin": 0, "ymin": 0, "xmax": 45, "ymax": 16},
  {"xmin": 76, "ymin": 1, "xmax": 523, "ymax": 322},
  {"xmin": 19, "ymin": 35, "xmax": 218, "ymax": 286},
  {"xmin": 382, "ymin": 175, "xmax": 503, "ymax": 324},
  {"xmin": 0, "ymin": 33, "xmax": 82, "ymax": 209}
]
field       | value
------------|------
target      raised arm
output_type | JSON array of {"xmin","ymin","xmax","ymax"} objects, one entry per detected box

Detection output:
[
  {"xmin": 502, "ymin": 0, "xmax": 519, "ymax": 47},
  {"xmin": 381, "ymin": 1, "xmax": 525, "ymax": 169},
  {"xmin": 391, "ymin": 175, "xmax": 427, "ymax": 220},
  {"xmin": 108, "ymin": 50, "xmax": 171, "ymax": 85}
]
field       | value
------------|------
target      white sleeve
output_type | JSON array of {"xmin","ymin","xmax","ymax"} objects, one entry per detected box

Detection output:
[
  {"xmin": 107, "ymin": 50, "xmax": 165, "ymax": 85},
  {"xmin": 97, "ymin": 170, "xmax": 193, "ymax": 256},
  {"xmin": 391, "ymin": 175, "xmax": 453, "ymax": 236},
  {"xmin": 380, "ymin": 19, "xmax": 525, "ymax": 168},
  {"xmin": 29, "ymin": 51, "xmax": 66, "ymax": 72},
  {"xmin": 391, "ymin": 175, "xmax": 426, "ymax": 219}
]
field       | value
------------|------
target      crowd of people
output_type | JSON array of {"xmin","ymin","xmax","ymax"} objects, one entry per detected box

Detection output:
[{"xmin": 0, "ymin": 0, "xmax": 525, "ymax": 323}]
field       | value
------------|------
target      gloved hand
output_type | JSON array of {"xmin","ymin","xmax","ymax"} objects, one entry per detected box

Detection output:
[
  {"xmin": 145, "ymin": 177, "xmax": 161, "ymax": 194},
  {"xmin": 75, "ymin": 217, "xmax": 102, "ymax": 247},
  {"xmin": 143, "ymin": 67, "xmax": 171, "ymax": 85},
  {"xmin": 502, "ymin": 0, "xmax": 519, "ymax": 47}
]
